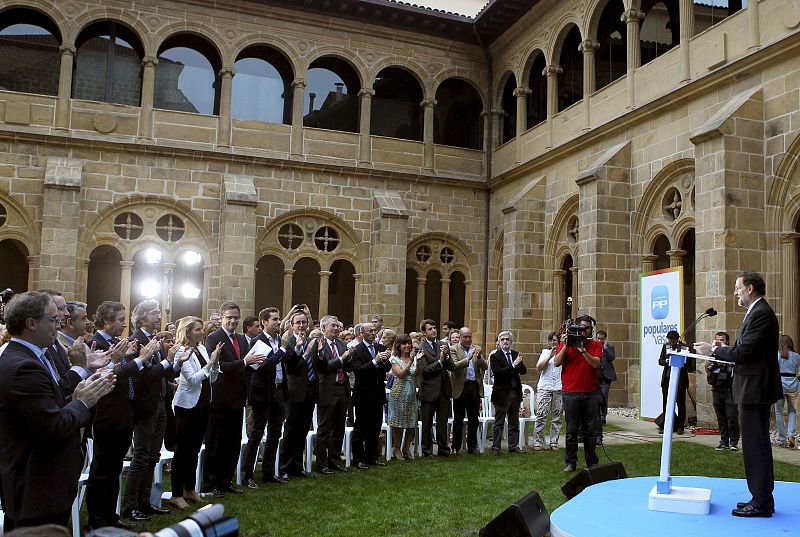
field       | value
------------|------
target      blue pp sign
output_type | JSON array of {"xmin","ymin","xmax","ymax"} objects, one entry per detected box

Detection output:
[{"xmin": 651, "ymin": 286, "xmax": 669, "ymax": 319}]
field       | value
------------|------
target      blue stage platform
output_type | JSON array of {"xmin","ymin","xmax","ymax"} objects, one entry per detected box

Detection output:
[{"xmin": 550, "ymin": 476, "xmax": 800, "ymax": 537}]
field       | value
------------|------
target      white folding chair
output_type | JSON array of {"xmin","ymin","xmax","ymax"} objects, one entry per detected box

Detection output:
[
  {"xmin": 235, "ymin": 413, "xmax": 250, "ymax": 485},
  {"xmin": 478, "ymin": 384, "xmax": 494, "ymax": 452},
  {"xmin": 519, "ymin": 384, "xmax": 537, "ymax": 447},
  {"xmin": 71, "ymin": 472, "xmax": 89, "ymax": 537},
  {"xmin": 304, "ymin": 406, "xmax": 318, "ymax": 473}
]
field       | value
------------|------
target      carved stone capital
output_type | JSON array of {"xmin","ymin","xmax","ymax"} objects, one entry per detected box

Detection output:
[
  {"xmin": 59, "ymin": 44, "xmax": 76, "ymax": 56},
  {"xmin": 420, "ymin": 97, "xmax": 437, "ymax": 108},
  {"xmin": 513, "ymin": 86, "xmax": 532, "ymax": 98},
  {"xmin": 292, "ymin": 79, "xmax": 306, "ymax": 89},
  {"xmin": 358, "ymin": 88, "xmax": 376, "ymax": 98},
  {"xmin": 622, "ymin": 9, "xmax": 646, "ymax": 24},
  {"xmin": 579, "ymin": 39, "xmax": 600, "ymax": 53},
  {"xmin": 142, "ymin": 56, "xmax": 159, "ymax": 67},
  {"xmin": 219, "ymin": 67, "xmax": 236, "ymax": 78},
  {"xmin": 543, "ymin": 65, "xmax": 563, "ymax": 77}
]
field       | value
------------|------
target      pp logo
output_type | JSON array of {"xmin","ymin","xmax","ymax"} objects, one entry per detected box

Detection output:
[{"xmin": 651, "ymin": 286, "xmax": 669, "ymax": 320}]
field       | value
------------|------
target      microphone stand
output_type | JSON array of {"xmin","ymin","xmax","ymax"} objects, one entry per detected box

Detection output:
[{"xmin": 678, "ymin": 311, "xmax": 713, "ymax": 349}]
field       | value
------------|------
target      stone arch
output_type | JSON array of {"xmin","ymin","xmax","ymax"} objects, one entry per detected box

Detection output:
[
  {"xmin": 644, "ymin": 224, "xmax": 674, "ymax": 252},
  {"xmin": 520, "ymin": 46, "xmax": 548, "ymax": 85},
  {"xmin": 67, "ymin": 7, "xmax": 154, "ymax": 56},
  {"xmin": 632, "ymin": 158, "xmax": 694, "ymax": 256},
  {"xmin": 231, "ymin": 34, "xmax": 301, "ymax": 79},
  {"xmin": 545, "ymin": 194, "xmax": 580, "ymax": 271},
  {"xmin": 431, "ymin": 70, "xmax": 487, "ymax": 110},
  {"xmin": 302, "ymin": 47, "xmax": 368, "ymax": 89},
  {"xmin": 0, "ymin": 1, "xmax": 67, "ymax": 42},
  {"xmin": 768, "ymin": 131, "xmax": 800, "ymax": 233},
  {"xmin": 406, "ymin": 232, "xmax": 475, "ymax": 281},
  {"xmin": 548, "ymin": 16, "xmax": 585, "ymax": 62},
  {"xmin": 673, "ymin": 217, "xmax": 696, "ymax": 247},
  {"xmin": 494, "ymin": 68, "xmax": 518, "ymax": 109},
  {"xmin": 153, "ymin": 22, "xmax": 229, "ymax": 68},
  {"xmin": 0, "ymin": 187, "xmax": 39, "ymax": 256},
  {"xmin": 367, "ymin": 57, "xmax": 430, "ymax": 96},
  {"xmin": 585, "ymin": 0, "xmax": 625, "ymax": 40}
]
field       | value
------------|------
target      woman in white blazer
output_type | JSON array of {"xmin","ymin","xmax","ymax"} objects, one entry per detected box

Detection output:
[{"xmin": 166, "ymin": 316, "xmax": 221, "ymax": 510}]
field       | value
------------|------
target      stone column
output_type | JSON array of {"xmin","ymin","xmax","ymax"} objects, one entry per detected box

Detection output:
[
  {"xmin": 747, "ymin": 0, "xmax": 761, "ymax": 51},
  {"xmin": 120, "ymin": 261, "xmax": 134, "ymax": 337},
  {"xmin": 218, "ymin": 174, "xmax": 259, "ymax": 314},
  {"xmin": 217, "ymin": 67, "xmax": 235, "ymax": 149},
  {"xmin": 282, "ymin": 269, "xmax": 295, "ymax": 317},
  {"xmin": 580, "ymin": 39, "xmax": 599, "ymax": 131},
  {"xmin": 543, "ymin": 65, "xmax": 562, "ymax": 148},
  {"xmin": 39, "ymin": 158, "xmax": 83, "ymax": 295},
  {"xmin": 679, "ymin": 0, "xmax": 694, "ymax": 83},
  {"xmin": 416, "ymin": 276, "xmax": 426, "ymax": 327},
  {"xmin": 161, "ymin": 263, "xmax": 175, "ymax": 323},
  {"xmin": 491, "ymin": 109, "xmax": 504, "ymax": 149},
  {"xmin": 422, "ymin": 97, "xmax": 437, "ymax": 171},
  {"xmin": 481, "ymin": 110, "xmax": 490, "ymax": 153},
  {"xmin": 782, "ymin": 233, "xmax": 800, "ymax": 346},
  {"xmin": 318, "ymin": 270, "xmax": 332, "ymax": 318},
  {"xmin": 667, "ymin": 249, "xmax": 686, "ymax": 268},
  {"xmin": 80, "ymin": 258, "xmax": 90, "ymax": 301},
  {"xmin": 553, "ymin": 269, "xmax": 567, "ymax": 327},
  {"xmin": 513, "ymin": 87, "xmax": 530, "ymax": 163},
  {"xmin": 642, "ymin": 254, "xmax": 658, "ymax": 274},
  {"xmin": 139, "ymin": 56, "xmax": 158, "ymax": 141},
  {"xmin": 202, "ymin": 264, "xmax": 210, "ymax": 321},
  {"xmin": 291, "ymin": 79, "xmax": 306, "ymax": 157},
  {"xmin": 55, "ymin": 44, "xmax": 76, "ymax": 130},
  {"xmin": 439, "ymin": 277, "xmax": 451, "ymax": 326},
  {"xmin": 622, "ymin": 9, "xmax": 644, "ymax": 109},
  {"xmin": 464, "ymin": 280, "xmax": 473, "ymax": 327},
  {"xmin": 570, "ymin": 266, "xmax": 579, "ymax": 316},
  {"xmin": 353, "ymin": 273, "xmax": 362, "ymax": 324},
  {"xmin": 358, "ymin": 87, "xmax": 375, "ymax": 164}
]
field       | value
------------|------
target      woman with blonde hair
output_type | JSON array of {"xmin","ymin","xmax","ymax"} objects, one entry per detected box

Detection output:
[{"xmin": 165, "ymin": 316, "xmax": 222, "ymax": 510}]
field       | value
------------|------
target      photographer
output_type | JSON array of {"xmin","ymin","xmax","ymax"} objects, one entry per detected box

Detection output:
[
  {"xmin": 553, "ymin": 315, "xmax": 602, "ymax": 472},
  {"xmin": 706, "ymin": 331, "xmax": 739, "ymax": 451},
  {"xmin": 657, "ymin": 330, "xmax": 687, "ymax": 435}
]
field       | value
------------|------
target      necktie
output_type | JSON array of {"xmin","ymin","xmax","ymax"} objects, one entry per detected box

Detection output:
[
  {"xmin": 331, "ymin": 341, "xmax": 344, "ymax": 384},
  {"xmin": 506, "ymin": 352, "xmax": 513, "ymax": 366},
  {"xmin": 305, "ymin": 344, "xmax": 315, "ymax": 382},
  {"xmin": 368, "ymin": 344, "xmax": 375, "ymax": 359},
  {"xmin": 231, "ymin": 334, "xmax": 241, "ymax": 359},
  {"xmin": 507, "ymin": 352, "xmax": 518, "ymax": 388},
  {"xmin": 37, "ymin": 352, "xmax": 59, "ymax": 384}
]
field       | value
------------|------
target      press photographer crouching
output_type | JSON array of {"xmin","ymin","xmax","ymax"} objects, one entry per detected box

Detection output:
[{"xmin": 553, "ymin": 315, "xmax": 603, "ymax": 473}]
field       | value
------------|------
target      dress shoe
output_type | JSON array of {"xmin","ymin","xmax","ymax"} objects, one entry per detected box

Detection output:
[
  {"xmin": 319, "ymin": 466, "xmax": 335, "ymax": 475},
  {"xmin": 263, "ymin": 474, "xmax": 288, "ymax": 484},
  {"xmin": 732, "ymin": 505, "xmax": 772, "ymax": 517},
  {"xmin": 657, "ymin": 427, "xmax": 664, "ymax": 435},
  {"xmin": 355, "ymin": 461, "xmax": 369, "ymax": 470},
  {"xmin": 509, "ymin": 447, "xmax": 522, "ymax": 453},
  {"xmin": 677, "ymin": 428, "xmax": 685, "ymax": 435},
  {"xmin": 289, "ymin": 470, "xmax": 312, "ymax": 478},
  {"xmin": 736, "ymin": 502, "xmax": 774, "ymax": 513},
  {"xmin": 165, "ymin": 497, "xmax": 189, "ymax": 510},
  {"xmin": 111, "ymin": 518, "xmax": 138, "ymax": 530},
  {"xmin": 729, "ymin": 443, "xmax": 739, "ymax": 452},
  {"xmin": 222, "ymin": 484, "xmax": 244, "ymax": 494},
  {"xmin": 210, "ymin": 488, "xmax": 226, "ymax": 498},
  {"xmin": 330, "ymin": 463, "xmax": 349, "ymax": 472},
  {"xmin": 140, "ymin": 504, "xmax": 171, "ymax": 515},
  {"xmin": 563, "ymin": 463, "xmax": 577, "ymax": 472},
  {"xmin": 123, "ymin": 509, "xmax": 151, "ymax": 522},
  {"xmin": 368, "ymin": 460, "xmax": 386, "ymax": 467},
  {"xmin": 183, "ymin": 491, "xmax": 206, "ymax": 504},
  {"xmin": 246, "ymin": 478, "xmax": 259, "ymax": 489}
]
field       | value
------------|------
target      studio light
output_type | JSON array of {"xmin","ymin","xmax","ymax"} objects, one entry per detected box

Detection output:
[
  {"xmin": 139, "ymin": 279, "xmax": 161, "ymax": 298},
  {"xmin": 181, "ymin": 282, "xmax": 201, "ymax": 299},
  {"xmin": 183, "ymin": 251, "xmax": 202, "ymax": 266},
  {"xmin": 144, "ymin": 248, "xmax": 163, "ymax": 264}
]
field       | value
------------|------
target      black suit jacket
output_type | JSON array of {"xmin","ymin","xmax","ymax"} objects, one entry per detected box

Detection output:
[
  {"xmin": 490, "ymin": 348, "xmax": 527, "ymax": 405},
  {"xmin": 206, "ymin": 328, "xmax": 251, "ymax": 409},
  {"xmin": 350, "ymin": 341, "xmax": 389, "ymax": 405},
  {"xmin": 248, "ymin": 331, "xmax": 290, "ymax": 406},
  {"xmin": 713, "ymin": 297, "xmax": 782, "ymax": 405},
  {"xmin": 0, "ymin": 340, "xmax": 91, "ymax": 520},
  {"xmin": 416, "ymin": 339, "xmax": 453, "ymax": 402},
  {"xmin": 659, "ymin": 343, "xmax": 689, "ymax": 389},
  {"xmin": 311, "ymin": 337, "xmax": 351, "ymax": 406},
  {"xmin": 91, "ymin": 332, "xmax": 142, "ymax": 429},
  {"xmin": 284, "ymin": 340, "xmax": 317, "ymax": 404},
  {"xmin": 48, "ymin": 337, "xmax": 83, "ymax": 397},
  {"xmin": 599, "ymin": 344, "xmax": 617, "ymax": 382},
  {"xmin": 130, "ymin": 329, "xmax": 178, "ymax": 419}
]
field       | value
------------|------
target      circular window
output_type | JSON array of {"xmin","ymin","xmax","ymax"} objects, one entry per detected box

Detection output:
[
  {"xmin": 0, "ymin": 204, "xmax": 7, "ymax": 227},
  {"xmin": 662, "ymin": 188, "xmax": 682, "ymax": 221},
  {"xmin": 113, "ymin": 212, "xmax": 144, "ymax": 240},
  {"xmin": 440, "ymin": 247, "xmax": 455, "ymax": 264},
  {"xmin": 314, "ymin": 226, "xmax": 340, "ymax": 252},
  {"xmin": 278, "ymin": 223, "xmax": 304, "ymax": 250},
  {"xmin": 155, "ymin": 214, "xmax": 185, "ymax": 242},
  {"xmin": 416, "ymin": 245, "xmax": 431, "ymax": 262}
]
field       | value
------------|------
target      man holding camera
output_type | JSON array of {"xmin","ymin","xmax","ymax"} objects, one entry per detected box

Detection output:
[{"xmin": 553, "ymin": 315, "xmax": 602, "ymax": 472}]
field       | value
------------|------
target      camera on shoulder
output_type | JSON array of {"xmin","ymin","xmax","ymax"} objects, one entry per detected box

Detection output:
[{"xmin": 562, "ymin": 319, "xmax": 586, "ymax": 348}]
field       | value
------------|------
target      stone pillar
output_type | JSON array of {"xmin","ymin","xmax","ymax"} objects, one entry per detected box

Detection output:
[
  {"xmin": 439, "ymin": 277, "xmax": 451, "ymax": 326},
  {"xmin": 217, "ymin": 67, "xmax": 235, "ymax": 149},
  {"xmin": 679, "ymin": 0, "xmax": 694, "ymax": 83},
  {"xmin": 39, "ymin": 158, "xmax": 84, "ymax": 295},
  {"xmin": 667, "ymin": 249, "xmax": 686, "ymax": 268},
  {"xmin": 218, "ymin": 174, "xmax": 259, "ymax": 313},
  {"xmin": 80, "ymin": 258, "xmax": 90, "ymax": 301},
  {"xmin": 416, "ymin": 276, "xmax": 426, "ymax": 327},
  {"xmin": 747, "ymin": 0, "xmax": 761, "ymax": 51},
  {"xmin": 120, "ymin": 261, "xmax": 133, "ymax": 337},
  {"xmin": 282, "ymin": 269, "xmax": 295, "ymax": 317},
  {"xmin": 553, "ymin": 269, "xmax": 567, "ymax": 326},
  {"xmin": 491, "ymin": 109, "xmax": 504, "ymax": 149},
  {"xmin": 353, "ymin": 273, "xmax": 362, "ymax": 324},
  {"xmin": 622, "ymin": 9, "xmax": 644, "ymax": 109},
  {"xmin": 161, "ymin": 263, "xmax": 175, "ymax": 323},
  {"xmin": 513, "ymin": 88, "xmax": 529, "ymax": 164},
  {"xmin": 580, "ymin": 39, "xmax": 599, "ymax": 131},
  {"xmin": 570, "ymin": 266, "xmax": 579, "ymax": 316},
  {"xmin": 422, "ymin": 97, "xmax": 437, "ymax": 171},
  {"xmin": 782, "ymin": 233, "xmax": 800, "ymax": 346},
  {"xmin": 291, "ymin": 79, "xmax": 306, "ymax": 157},
  {"xmin": 358, "ymin": 87, "xmax": 375, "ymax": 164},
  {"xmin": 367, "ymin": 189, "xmax": 409, "ymax": 331},
  {"xmin": 318, "ymin": 270, "xmax": 332, "ymax": 318},
  {"xmin": 139, "ymin": 56, "xmax": 158, "ymax": 141},
  {"xmin": 464, "ymin": 280, "xmax": 473, "ymax": 327},
  {"xmin": 202, "ymin": 264, "xmax": 210, "ymax": 321},
  {"xmin": 55, "ymin": 44, "xmax": 76, "ymax": 130},
  {"xmin": 481, "ymin": 110, "xmax": 490, "ymax": 152},
  {"xmin": 543, "ymin": 65, "xmax": 562, "ymax": 148},
  {"xmin": 642, "ymin": 254, "xmax": 658, "ymax": 274}
]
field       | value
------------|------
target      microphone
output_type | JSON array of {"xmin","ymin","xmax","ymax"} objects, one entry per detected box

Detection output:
[{"xmin": 705, "ymin": 307, "xmax": 717, "ymax": 317}]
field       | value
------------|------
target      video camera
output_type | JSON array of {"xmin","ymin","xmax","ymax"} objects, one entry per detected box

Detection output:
[
  {"xmin": 562, "ymin": 319, "xmax": 588, "ymax": 348},
  {"xmin": 84, "ymin": 503, "xmax": 238, "ymax": 537},
  {"xmin": 0, "ymin": 288, "xmax": 14, "ymax": 325}
]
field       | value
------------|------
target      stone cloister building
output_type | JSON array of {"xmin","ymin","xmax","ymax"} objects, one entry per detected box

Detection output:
[{"xmin": 0, "ymin": 0, "xmax": 799, "ymax": 423}]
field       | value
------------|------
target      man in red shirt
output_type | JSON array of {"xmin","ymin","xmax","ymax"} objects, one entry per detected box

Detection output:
[{"xmin": 553, "ymin": 315, "xmax": 602, "ymax": 472}]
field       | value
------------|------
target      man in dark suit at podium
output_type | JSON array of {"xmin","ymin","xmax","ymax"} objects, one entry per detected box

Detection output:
[{"xmin": 695, "ymin": 271, "xmax": 781, "ymax": 518}]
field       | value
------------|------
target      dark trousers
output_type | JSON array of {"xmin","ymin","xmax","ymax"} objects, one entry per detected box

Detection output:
[
  {"xmin": 420, "ymin": 395, "xmax": 451, "ymax": 455},
  {"xmin": 660, "ymin": 383, "xmax": 687, "ymax": 430},
  {"xmin": 712, "ymin": 389, "xmax": 740, "ymax": 444},
  {"xmin": 280, "ymin": 387, "xmax": 317, "ymax": 474},
  {"xmin": 316, "ymin": 388, "xmax": 348, "ymax": 470},
  {"xmin": 492, "ymin": 390, "xmax": 521, "ymax": 451},
  {"xmin": 163, "ymin": 386, "xmax": 177, "ymax": 452},
  {"xmin": 599, "ymin": 381, "xmax": 611, "ymax": 424},
  {"xmin": 3, "ymin": 511, "xmax": 70, "ymax": 532},
  {"xmin": 203, "ymin": 407, "xmax": 243, "ymax": 490},
  {"xmin": 352, "ymin": 395, "xmax": 384, "ymax": 463},
  {"xmin": 740, "ymin": 403, "xmax": 774, "ymax": 509},
  {"xmin": 123, "ymin": 404, "xmax": 167, "ymax": 511},
  {"xmin": 243, "ymin": 391, "xmax": 286, "ymax": 480},
  {"xmin": 452, "ymin": 381, "xmax": 480, "ymax": 451},
  {"xmin": 563, "ymin": 391, "xmax": 600, "ymax": 467},
  {"xmin": 171, "ymin": 403, "xmax": 209, "ymax": 497},
  {"xmin": 86, "ymin": 424, "xmax": 134, "ymax": 527}
]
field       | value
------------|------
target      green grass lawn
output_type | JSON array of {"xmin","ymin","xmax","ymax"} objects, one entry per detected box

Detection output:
[{"xmin": 128, "ymin": 442, "xmax": 800, "ymax": 537}]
